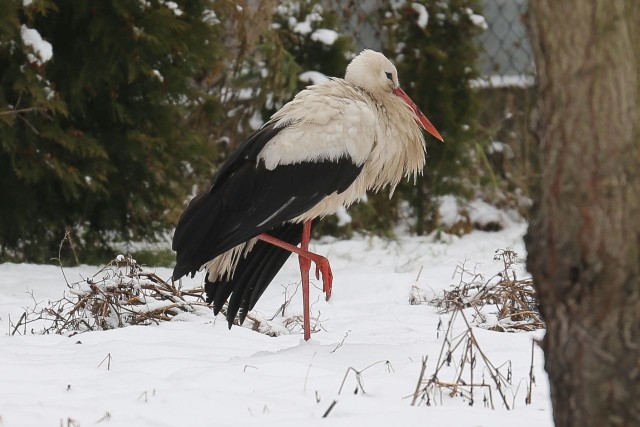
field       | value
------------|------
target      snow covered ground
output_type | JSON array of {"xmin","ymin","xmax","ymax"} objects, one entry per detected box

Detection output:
[{"xmin": 0, "ymin": 221, "xmax": 553, "ymax": 427}]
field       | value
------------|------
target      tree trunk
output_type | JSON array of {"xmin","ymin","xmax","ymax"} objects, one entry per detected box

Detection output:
[{"xmin": 526, "ymin": 1, "xmax": 640, "ymax": 426}]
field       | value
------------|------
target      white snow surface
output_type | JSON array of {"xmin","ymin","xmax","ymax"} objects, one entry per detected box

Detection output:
[
  {"xmin": 470, "ymin": 75, "xmax": 535, "ymax": 89},
  {"xmin": 411, "ymin": 3, "xmax": 429, "ymax": 28},
  {"xmin": 488, "ymin": 141, "xmax": 515, "ymax": 158},
  {"xmin": 310, "ymin": 29, "xmax": 339, "ymax": 45},
  {"xmin": 20, "ymin": 25, "xmax": 53, "ymax": 65},
  {"xmin": 299, "ymin": 70, "xmax": 330, "ymax": 85},
  {"xmin": 293, "ymin": 21, "xmax": 312, "ymax": 35},
  {"xmin": 160, "ymin": 0, "xmax": 183, "ymax": 16},
  {"xmin": 466, "ymin": 8, "xmax": 488, "ymax": 31},
  {"xmin": 334, "ymin": 205, "xmax": 352, "ymax": 226},
  {"xmin": 0, "ymin": 223, "xmax": 552, "ymax": 426}
]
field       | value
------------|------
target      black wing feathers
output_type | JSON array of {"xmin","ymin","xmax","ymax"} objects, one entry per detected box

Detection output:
[
  {"xmin": 172, "ymin": 123, "xmax": 286, "ymax": 258},
  {"xmin": 173, "ymin": 156, "xmax": 362, "ymax": 280}
]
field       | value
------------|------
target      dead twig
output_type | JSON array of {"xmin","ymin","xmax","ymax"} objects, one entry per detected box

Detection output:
[{"xmin": 338, "ymin": 360, "xmax": 394, "ymax": 395}]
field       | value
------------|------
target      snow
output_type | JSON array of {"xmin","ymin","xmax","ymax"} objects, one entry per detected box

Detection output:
[
  {"xmin": 220, "ymin": 87, "xmax": 257, "ymax": 103},
  {"xmin": 466, "ymin": 8, "xmax": 488, "ymax": 30},
  {"xmin": 0, "ymin": 222, "xmax": 552, "ymax": 426},
  {"xmin": 151, "ymin": 69, "xmax": 164, "ymax": 82},
  {"xmin": 202, "ymin": 9, "xmax": 220, "ymax": 25},
  {"xmin": 299, "ymin": 71, "xmax": 330, "ymax": 85},
  {"xmin": 293, "ymin": 21, "xmax": 313, "ymax": 35},
  {"xmin": 438, "ymin": 195, "xmax": 465, "ymax": 228},
  {"xmin": 20, "ymin": 25, "xmax": 53, "ymax": 65},
  {"xmin": 488, "ymin": 141, "xmax": 514, "ymax": 158},
  {"xmin": 390, "ymin": 0, "xmax": 407, "ymax": 10},
  {"xmin": 291, "ymin": 9, "xmax": 324, "ymax": 36},
  {"xmin": 411, "ymin": 3, "xmax": 429, "ymax": 28},
  {"xmin": 438, "ymin": 195, "xmax": 520, "ymax": 231},
  {"xmin": 160, "ymin": 0, "xmax": 183, "ymax": 16},
  {"xmin": 470, "ymin": 75, "xmax": 535, "ymax": 89},
  {"xmin": 249, "ymin": 111, "xmax": 265, "ymax": 131},
  {"xmin": 310, "ymin": 29, "xmax": 339, "ymax": 45},
  {"xmin": 334, "ymin": 206, "xmax": 352, "ymax": 226}
]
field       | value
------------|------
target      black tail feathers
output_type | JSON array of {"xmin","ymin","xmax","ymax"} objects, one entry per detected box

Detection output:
[{"xmin": 203, "ymin": 222, "xmax": 304, "ymax": 328}]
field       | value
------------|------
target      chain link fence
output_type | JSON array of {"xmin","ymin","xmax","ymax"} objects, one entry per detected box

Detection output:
[
  {"xmin": 475, "ymin": 0, "xmax": 535, "ymax": 87},
  {"xmin": 472, "ymin": 0, "xmax": 535, "ymax": 207},
  {"xmin": 326, "ymin": 0, "xmax": 535, "ymax": 85}
]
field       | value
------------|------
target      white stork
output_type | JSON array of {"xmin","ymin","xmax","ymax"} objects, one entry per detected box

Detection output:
[{"xmin": 172, "ymin": 49, "xmax": 443, "ymax": 340}]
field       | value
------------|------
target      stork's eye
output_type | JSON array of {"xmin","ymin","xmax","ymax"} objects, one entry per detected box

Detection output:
[{"xmin": 385, "ymin": 72, "xmax": 393, "ymax": 81}]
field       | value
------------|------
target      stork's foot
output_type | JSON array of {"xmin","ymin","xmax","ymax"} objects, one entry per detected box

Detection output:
[
  {"xmin": 300, "ymin": 254, "xmax": 332, "ymax": 299},
  {"xmin": 314, "ymin": 256, "xmax": 332, "ymax": 301}
]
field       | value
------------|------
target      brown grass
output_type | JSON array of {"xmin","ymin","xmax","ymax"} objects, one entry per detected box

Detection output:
[
  {"xmin": 429, "ymin": 249, "xmax": 544, "ymax": 332},
  {"xmin": 9, "ymin": 254, "xmax": 321, "ymax": 338}
]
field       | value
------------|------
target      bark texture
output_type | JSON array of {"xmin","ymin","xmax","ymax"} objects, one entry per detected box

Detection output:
[{"xmin": 526, "ymin": 1, "xmax": 640, "ymax": 426}]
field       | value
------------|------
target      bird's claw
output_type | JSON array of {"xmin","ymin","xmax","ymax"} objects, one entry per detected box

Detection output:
[
  {"xmin": 300, "ymin": 254, "xmax": 332, "ymax": 301},
  {"xmin": 314, "ymin": 257, "xmax": 333, "ymax": 301}
]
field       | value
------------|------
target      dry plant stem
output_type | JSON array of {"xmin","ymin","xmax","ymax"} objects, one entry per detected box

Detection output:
[
  {"xmin": 52, "ymin": 230, "xmax": 72, "ymax": 287},
  {"xmin": 330, "ymin": 331, "xmax": 349, "ymax": 353},
  {"xmin": 526, "ymin": 340, "xmax": 536, "ymax": 405},
  {"xmin": 411, "ymin": 356, "xmax": 428, "ymax": 406},
  {"xmin": 303, "ymin": 352, "xmax": 316, "ymax": 393},
  {"xmin": 95, "ymin": 412, "xmax": 111, "ymax": 424},
  {"xmin": 337, "ymin": 360, "xmax": 393, "ymax": 395},
  {"xmin": 459, "ymin": 309, "xmax": 511, "ymax": 409},
  {"xmin": 11, "ymin": 312, "xmax": 27, "ymax": 335},
  {"xmin": 414, "ymin": 306, "xmax": 513, "ymax": 410},
  {"xmin": 270, "ymin": 282, "xmax": 300, "ymax": 320},
  {"xmin": 322, "ymin": 400, "xmax": 338, "ymax": 418},
  {"xmin": 97, "ymin": 353, "xmax": 112, "ymax": 370}
]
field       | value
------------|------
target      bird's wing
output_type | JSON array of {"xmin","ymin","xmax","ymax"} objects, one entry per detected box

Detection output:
[{"xmin": 171, "ymin": 94, "xmax": 377, "ymax": 280}]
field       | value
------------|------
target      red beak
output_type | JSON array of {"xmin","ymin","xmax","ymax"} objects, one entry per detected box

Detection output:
[{"xmin": 393, "ymin": 87, "xmax": 444, "ymax": 142}]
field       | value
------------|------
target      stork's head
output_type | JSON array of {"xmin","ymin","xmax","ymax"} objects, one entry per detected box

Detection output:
[{"xmin": 345, "ymin": 49, "xmax": 444, "ymax": 142}]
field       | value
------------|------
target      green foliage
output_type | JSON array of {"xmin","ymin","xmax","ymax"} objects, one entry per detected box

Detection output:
[
  {"xmin": 0, "ymin": 0, "xmax": 222, "ymax": 262},
  {"xmin": 272, "ymin": 0, "xmax": 352, "ymax": 91},
  {"xmin": 130, "ymin": 248, "xmax": 176, "ymax": 267},
  {"xmin": 190, "ymin": 1, "xmax": 302, "ymax": 169},
  {"xmin": 0, "ymin": 0, "xmax": 488, "ymax": 263}
]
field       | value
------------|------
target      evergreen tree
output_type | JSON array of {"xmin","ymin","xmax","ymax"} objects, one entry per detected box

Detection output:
[
  {"xmin": 194, "ymin": 1, "xmax": 302, "ymax": 170},
  {"xmin": 0, "ymin": 0, "xmax": 223, "ymax": 262},
  {"xmin": 272, "ymin": 0, "xmax": 353, "ymax": 92}
]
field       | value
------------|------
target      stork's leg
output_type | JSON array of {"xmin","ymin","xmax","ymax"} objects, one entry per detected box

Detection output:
[
  {"xmin": 299, "ymin": 220, "xmax": 312, "ymax": 341},
  {"xmin": 257, "ymin": 224, "xmax": 333, "ymax": 341}
]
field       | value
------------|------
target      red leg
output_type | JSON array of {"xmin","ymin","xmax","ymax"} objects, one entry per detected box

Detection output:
[
  {"xmin": 257, "ymin": 222, "xmax": 333, "ymax": 341},
  {"xmin": 299, "ymin": 221, "xmax": 312, "ymax": 340}
]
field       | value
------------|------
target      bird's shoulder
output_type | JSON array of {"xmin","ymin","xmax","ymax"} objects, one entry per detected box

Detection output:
[
  {"xmin": 272, "ymin": 79, "xmax": 378, "ymax": 125},
  {"xmin": 258, "ymin": 79, "xmax": 379, "ymax": 169}
]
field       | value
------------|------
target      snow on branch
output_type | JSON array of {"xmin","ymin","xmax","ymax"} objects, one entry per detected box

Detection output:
[{"xmin": 20, "ymin": 25, "xmax": 53, "ymax": 65}]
